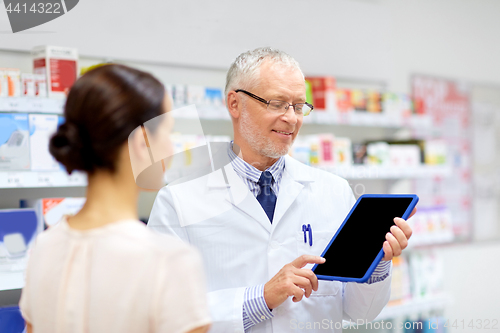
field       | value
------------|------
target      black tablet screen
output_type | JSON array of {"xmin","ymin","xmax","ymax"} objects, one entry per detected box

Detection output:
[{"xmin": 313, "ymin": 197, "xmax": 413, "ymax": 279}]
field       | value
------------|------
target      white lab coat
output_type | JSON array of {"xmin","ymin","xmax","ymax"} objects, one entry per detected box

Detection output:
[{"xmin": 148, "ymin": 152, "xmax": 391, "ymax": 333}]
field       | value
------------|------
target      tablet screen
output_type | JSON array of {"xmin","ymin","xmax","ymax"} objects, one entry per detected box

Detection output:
[{"xmin": 313, "ymin": 197, "xmax": 413, "ymax": 279}]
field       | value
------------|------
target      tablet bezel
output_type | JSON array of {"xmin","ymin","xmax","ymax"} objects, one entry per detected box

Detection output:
[{"xmin": 312, "ymin": 194, "xmax": 419, "ymax": 283}]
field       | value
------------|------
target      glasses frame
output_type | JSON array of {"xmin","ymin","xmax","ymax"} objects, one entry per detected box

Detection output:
[{"xmin": 235, "ymin": 89, "xmax": 314, "ymax": 116}]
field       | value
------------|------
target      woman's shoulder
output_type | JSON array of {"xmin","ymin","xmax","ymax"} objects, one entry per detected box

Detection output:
[{"xmin": 118, "ymin": 221, "xmax": 198, "ymax": 258}]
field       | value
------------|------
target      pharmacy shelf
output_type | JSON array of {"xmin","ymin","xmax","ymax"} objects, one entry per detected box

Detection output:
[
  {"xmin": 174, "ymin": 105, "xmax": 432, "ymax": 129},
  {"xmin": 0, "ymin": 166, "xmax": 449, "ymax": 188},
  {"xmin": 0, "ymin": 98, "xmax": 432, "ymax": 130},
  {"xmin": 0, "ymin": 97, "xmax": 65, "ymax": 114},
  {"xmin": 307, "ymin": 111, "xmax": 432, "ymax": 129},
  {"xmin": 375, "ymin": 294, "xmax": 449, "ymax": 321},
  {"xmin": 0, "ymin": 171, "xmax": 86, "ymax": 188},
  {"xmin": 317, "ymin": 165, "xmax": 451, "ymax": 179},
  {"xmin": 0, "ymin": 271, "xmax": 25, "ymax": 291}
]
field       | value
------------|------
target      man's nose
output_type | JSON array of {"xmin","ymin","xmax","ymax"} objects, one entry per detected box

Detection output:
[{"xmin": 280, "ymin": 105, "xmax": 298, "ymax": 125}]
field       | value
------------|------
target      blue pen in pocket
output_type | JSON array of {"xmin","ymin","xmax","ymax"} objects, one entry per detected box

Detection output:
[{"xmin": 302, "ymin": 224, "xmax": 313, "ymax": 246}]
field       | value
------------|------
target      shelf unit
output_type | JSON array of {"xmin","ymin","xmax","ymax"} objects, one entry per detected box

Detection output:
[
  {"xmin": 0, "ymin": 98, "xmax": 446, "ymax": 188},
  {"xmin": 175, "ymin": 104, "xmax": 433, "ymax": 130},
  {"xmin": 375, "ymin": 294, "xmax": 449, "ymax": 321},
  {"xmin": 0, "ymin": 97, "xmax": 64, "ymax": 114},
  {"xmin": 317, "ymin": 165, "xmax": 451, "ymax": 180},
  {"xmin": 0, "ymin": 97, "xmax": 84, "ymax": 189},
  {"xmin": 0, "ymin": 171, "xmax": 86, "ymax": 188}
]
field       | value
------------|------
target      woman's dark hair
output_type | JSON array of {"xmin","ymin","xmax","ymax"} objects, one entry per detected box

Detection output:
[{"xmin": 50, "ymin": 64, "xmax": 165, "ymax": 174}]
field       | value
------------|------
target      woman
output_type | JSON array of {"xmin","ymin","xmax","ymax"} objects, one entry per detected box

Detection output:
[{"xmin": 19, "ymin": 64, "xmax": 211, "ymax": 333}]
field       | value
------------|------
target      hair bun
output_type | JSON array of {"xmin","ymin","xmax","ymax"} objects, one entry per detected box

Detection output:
[{"xmin": 49, "ymin": 122, "xmax": 87, "ymax": 174}]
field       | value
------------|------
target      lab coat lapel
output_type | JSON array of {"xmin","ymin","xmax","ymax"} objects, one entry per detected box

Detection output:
[
  {"xmin": 207, "ymin": 164, "xmax": 272, "ymax": 233},
  {"xmin": 272, "ymin": 156, "xmax": 315, "ymax": 227}
]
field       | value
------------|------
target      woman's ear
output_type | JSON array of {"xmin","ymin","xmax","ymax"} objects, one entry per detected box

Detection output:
[
  {"xmin": 127, "ymin": 126, "xmax": 153, "ymax": 182},
  {"xmin": 226, "ymin": 91, "xmax": 241, "ymax": 119}
]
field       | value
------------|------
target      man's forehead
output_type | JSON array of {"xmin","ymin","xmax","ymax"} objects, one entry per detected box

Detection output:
[
  {"xmin": 259, "ymin": 60, "xmax": 301, "ymax": 76},
  {"xmin": 258, "ymin": 67, "xmax": 304, "ymax": 93}
]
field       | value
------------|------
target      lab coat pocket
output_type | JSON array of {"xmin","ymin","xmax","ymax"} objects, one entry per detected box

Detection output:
[
  {"xmin": 296, "ymin": 230, "xmax": 333, "ymax": 270},
  {"xmin": 312, "ymin": 280, "xmax": 341, "ymax": 296}
]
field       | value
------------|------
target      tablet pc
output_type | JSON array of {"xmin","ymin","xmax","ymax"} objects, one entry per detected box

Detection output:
[{"xmin": 312, "ymin": 194, "xmax": 418, "ymax": 283}]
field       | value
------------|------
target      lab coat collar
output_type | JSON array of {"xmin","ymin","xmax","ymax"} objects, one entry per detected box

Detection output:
[
  {"xmin": 207, "ymin": 164, "xmax": 272, "ymax": 233},
  {"xmin": 271, "ymin": 156, "xmax": 316, "ymax": 227},
  {"xmin": 205, "ymin": 154, "xmax": 316, "ymax": 233}
]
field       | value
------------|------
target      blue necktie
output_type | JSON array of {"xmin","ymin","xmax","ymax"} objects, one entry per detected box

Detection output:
[{"xmin": 256, "ymin": 171, "xmax": 277, "ymax": 223}]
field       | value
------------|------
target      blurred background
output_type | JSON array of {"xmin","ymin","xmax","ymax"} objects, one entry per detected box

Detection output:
[{"xmin": 0, "ymin": 0, "xmax": 499, "ymax": 332}]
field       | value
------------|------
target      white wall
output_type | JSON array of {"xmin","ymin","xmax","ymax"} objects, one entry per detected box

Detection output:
[
  {"xmin": 0, "ymin": 0, "xmax": 393, "ymax": 82},
  {"xmin": 2, "ymin": 0, "xmax": 500, "ymax": 330},
  {"xmin": 380, "ymin": 0, "xmax": 500, "ymax": 92}
]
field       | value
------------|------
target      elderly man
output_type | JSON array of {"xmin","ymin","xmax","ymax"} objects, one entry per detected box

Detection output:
[{"xmin": 148, "ymin": 47, "xmax": 413, "ymax": 333}]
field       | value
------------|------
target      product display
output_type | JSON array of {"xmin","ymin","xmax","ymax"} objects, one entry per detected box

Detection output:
[
  {"xmin": 0, "ymin": 209, "xmax": 38, "ymax": 258},
  {"xmin": 305, "ymin": 76, "xmax": 336, "ymax": 110},
  {"xmin": 0, "ymin": 209, "xmax": 38, "ymax": 291},
  {"xmin": 366, "ymin": 141, "xmax": 390, "ymax": 166},
  {"xmin": 409, "ymin": 206, "xmax": 454, "ymax": 246},
  {"xmin": 0, "ymin": 69, "xmax": 6, "ymax": 97},
  {"xmin": 388, "ymin": 145, "xmax": 421, "ymax": 167},
  {"xmin": 389, "ymin": 255, "xmax": 411, "ymax": 304},
  {"xmin": 0, "ymin": 113, "xmax": 30, "ymax": 171},
  {"xmin": 366, "ymin": 90, "xmax": 382, "ymax": 113},
  {"xmin": 21, "ymin": 74, "xmax": 35, "ymax": 97},
  {"xmin": 186, "ymin": 85, "xmax": 206, "ymax": 105},
  {"xmin": 351, "ymin": 89, "xmax": 367, "ymax": 111},
  {"xmin": 6, "ymin": 69, "xmax": 21, "ymax": 97},
  {"xmin": 32, "ymin": 45, "xmax": 79, "ymax": 99},
  {"xmin": 28, "ymin": 114, "xmax": 61, "ymax": 171},
  {"xmin": 408, "ymin": 250, "xmax": 444, "ymax": 300},
  {"xmin": 0, "ymin": 68, "xmax": 21, "ymax": 97},
  {"xmin": 290, "ymin": 134, "xmax": 353, "ymax": 167},
  {"xmin": 387, "ymin": 250, "xmax": 445, "ymax": 313},
  {"xmin": 335, "ymin": 88, "xmax": 352, "ymax": 113},
  {"xmin": 34, "ymin": 74, "xmax": 47, "ymax": 97}
]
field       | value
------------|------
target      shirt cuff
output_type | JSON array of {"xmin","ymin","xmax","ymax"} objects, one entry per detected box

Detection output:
[
  {"xmin": 242, "ymin": 284, "xmax": 274, "ymax": 331},
  {"xmin": 366, "ymin": 260, "xmax": 391, "ymax": 284}
]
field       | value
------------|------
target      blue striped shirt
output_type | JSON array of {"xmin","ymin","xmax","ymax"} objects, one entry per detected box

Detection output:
[{"xmin": 228, "ymin": 143, "xmax": 391, "ymax": 331}]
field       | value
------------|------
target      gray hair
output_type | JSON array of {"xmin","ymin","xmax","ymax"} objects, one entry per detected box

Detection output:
[{"xmin": 224, "ymin": 47, "xmax": 304, "ymax": 98}]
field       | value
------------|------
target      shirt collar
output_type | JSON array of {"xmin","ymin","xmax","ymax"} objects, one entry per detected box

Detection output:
[{"xmin": 228, "ymin": 141, "xmax": 285, "ymax": 184}]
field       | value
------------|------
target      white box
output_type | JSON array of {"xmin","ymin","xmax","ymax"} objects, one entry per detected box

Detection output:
[
  {"xmin": 34, "ymin": 74, "xmax": 47, "ymax": 98},
  {"xmin": 187, "ymin": 85, "xmax": 206, "ymax": 105},
  {"xmin": 28, "ymin": 114, "xmax": 61, "ymax": 171},
  {"xmin": 20, "ymin": 197, "xmax": 86, "ymax": 228},
  {"xmin": 0, "ymin": 113, "xmax": 30, "ymax": 170},
  {"xmin": 21, "ymin": 73, "xmax": 35, "ymax": 97},
  {"xmin": 172, "ymin": 84, "xmax": 186, "ymax": 106},
  {"xmin": 0, "ymin": 68, "xmax": 7, "ymax": 97},
  {"xmin": 0, "ymin": 68, "xmax": 21, "ymax": 97},
  {"xmin": 318, "ymin": 134, "xmax": 335, "ymax": 166},
  {"xmin": 6, "ymin": 69, "xmax": 21, "ymax": 97},
  {"xmin": 32, "ymin": 45, "xmax": 79, "ymax": 99},
  {"xmin": 333, "ymin": 137, "xmax": 353, "ymax": 166},
  {"xmin": 389, "ymin": 144, "xmax": 421, "ymax": 167}
]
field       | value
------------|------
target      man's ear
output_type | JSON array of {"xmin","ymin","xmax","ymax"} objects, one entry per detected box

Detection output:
[{"xmin": 226, "ymin": 91, "xmax": 241, "ymax": 119}]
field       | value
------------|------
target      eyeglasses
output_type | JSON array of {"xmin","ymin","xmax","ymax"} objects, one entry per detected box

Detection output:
[{"xmin": 235, "ymin": 89, "xmax": 313, "ymax": 116}]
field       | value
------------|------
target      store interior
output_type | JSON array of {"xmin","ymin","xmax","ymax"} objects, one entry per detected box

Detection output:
[{"xmin": 1, "ymin": 0, "xmax": 500, "ymax": 332}]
